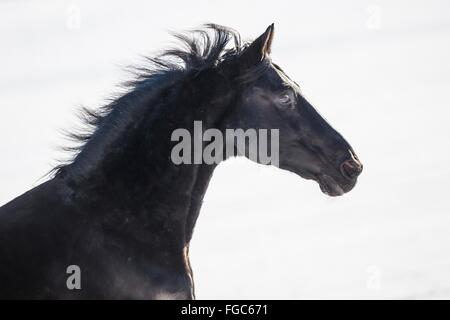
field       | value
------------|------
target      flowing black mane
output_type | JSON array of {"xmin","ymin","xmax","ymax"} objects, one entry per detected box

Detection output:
[{"xmin": 54, "ymin": 24, "xmax": 260, "ymax": 176}]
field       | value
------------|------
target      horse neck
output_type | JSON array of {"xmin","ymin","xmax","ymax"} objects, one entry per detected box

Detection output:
[{"xmin": 61, "ymin": 73, "xmax": 230, "ymax": 250}]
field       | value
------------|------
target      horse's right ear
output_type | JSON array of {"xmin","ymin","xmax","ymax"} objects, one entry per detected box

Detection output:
[{"xmin": 240, "ymin": 23, "xmax": 275, "ymax": 67}]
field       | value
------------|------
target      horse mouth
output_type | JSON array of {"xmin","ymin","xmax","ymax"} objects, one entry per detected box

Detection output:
[{"xmin": 318, "ymin": 175, "xmax": 345, "ymax": 197}]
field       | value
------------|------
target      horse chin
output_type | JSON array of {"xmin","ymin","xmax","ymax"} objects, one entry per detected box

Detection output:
[
  {"xmin": 318, "ymin": 175, "xmax": 345, "ymax": 197},
  {"xmin": 280, "ymin": 163, "xmax": 356, "ymax": 197}
]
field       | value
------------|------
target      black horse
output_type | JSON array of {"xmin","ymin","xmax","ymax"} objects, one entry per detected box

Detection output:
[{"xmin": 0, "ymin": 24, "xmax": 362, "ymax": 299}]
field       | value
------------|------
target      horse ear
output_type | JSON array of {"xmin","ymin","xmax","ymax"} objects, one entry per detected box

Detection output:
[{"xmin": 240, "ymin": 23, "xmax": 275, "ymax": 66}]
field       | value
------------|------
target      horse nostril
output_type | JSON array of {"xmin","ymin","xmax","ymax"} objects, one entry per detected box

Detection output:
[{"xmin": 340, "ymin": 159, "xmax": 363, "ymax": 180}]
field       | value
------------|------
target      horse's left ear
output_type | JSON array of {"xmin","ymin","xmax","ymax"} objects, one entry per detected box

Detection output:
[{"xmin": 240, "ymin": 23, "xmax": 275, "ymax": 66}]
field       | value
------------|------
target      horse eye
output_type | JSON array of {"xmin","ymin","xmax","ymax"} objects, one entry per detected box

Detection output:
[{"xmin": 279, "ymin": 92, "xmax": 292, "ymax": 105}]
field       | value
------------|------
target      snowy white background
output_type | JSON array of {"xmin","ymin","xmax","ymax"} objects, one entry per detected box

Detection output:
[{"xmin": 1, "ymin": 0, "xmax": 450, "ymax": 299}]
